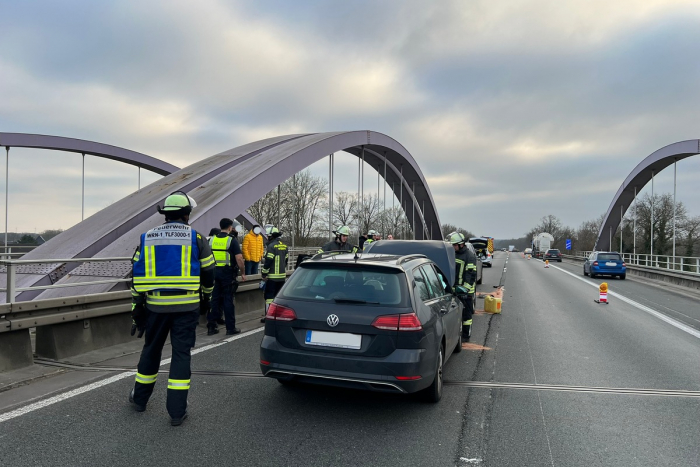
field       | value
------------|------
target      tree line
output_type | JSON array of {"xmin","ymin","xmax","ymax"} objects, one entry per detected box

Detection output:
[
  {"xmin": 521, "ymin": 192, "xmax": 700, "ymax": 256},
  {"xmin": 247, "ymin": 170, "xmax": 416, "ymax": 247}
]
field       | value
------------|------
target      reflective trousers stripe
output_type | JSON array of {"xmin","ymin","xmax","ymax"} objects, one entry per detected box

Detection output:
[
  {"xmin": 265, "ymin": 299, "xmax": 274, "ymax": 304},
  {"xmin": 167, "ymin": 379, "xmax": 191, "ymax": 390},
  {"xmin": 463, "ymin": 320, "xmax": 473, "ymax": 326},
  {"xmin": 135, "ymin": 373, "xmax": 158, "ymax": 384}
]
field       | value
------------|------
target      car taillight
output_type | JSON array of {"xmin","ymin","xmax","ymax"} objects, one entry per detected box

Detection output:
[
  {"xmin": 265, "ymin": 303, "xmax": 297, "ymax": 321},
  {"xmin": 622, "ymin": 262, "xmax": 626, "ymax": 267},
  {"xmin": 593, "ymin": 261, "xmax": 599, "ymax": 266},
  {"xmin": 395, "ymin": 376, "xmax": 422, "ymax": 380},
  {"xmin": 371, "ymin": 313, "xmax": 423, "ymax": 331}
]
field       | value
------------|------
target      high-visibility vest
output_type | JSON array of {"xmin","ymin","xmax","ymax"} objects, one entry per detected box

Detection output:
[
  {"xmin": 132, "ymin": 223, "xmax": 201, "ymax": 294},
  {"xmin": 210, "ymin": 235, "xmax": 232, "ymax": 267}
]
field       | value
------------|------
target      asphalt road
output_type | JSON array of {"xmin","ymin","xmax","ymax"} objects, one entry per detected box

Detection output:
[{"xmin": 0, "ymin": 252, "xmax": 698, "ymax": 466}]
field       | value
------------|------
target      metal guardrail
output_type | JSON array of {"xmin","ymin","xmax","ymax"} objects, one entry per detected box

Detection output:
[
  {"xmin": 1, "ymin": 257, "xmax": 133, "ymax": 303},
  {"xmin": 574, "ymin": 251, "xmax": 700, "ymax": 275}
]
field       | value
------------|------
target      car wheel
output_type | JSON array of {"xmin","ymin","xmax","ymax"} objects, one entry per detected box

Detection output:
[
  {"xmin": 590, "ymin": 272, "xmax": 596, "ymax": 278},
  {"xmin": 277, "ymin": 378, "xmax": 296, "ymax": 387},
  {"xmin": 421, "ymin": 346, "xmax": 443, "ymax": 403},
  {"xmin": 477, "ymin": 274, "xmax": 482, "ymax": 285},
  {"xmin": 620, "ymin": 274, "xmax": 626, "ymax": 280},
  {"xmin": 558, "ymin": 259, "xmax": 562, "ymax": 262},
  {"xmin": 583, "ymin": 268, "xmax": 588, "ymax": 276}
]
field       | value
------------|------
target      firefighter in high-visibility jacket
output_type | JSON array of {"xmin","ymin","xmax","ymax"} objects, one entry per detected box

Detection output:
[
  {"xmin": 260, "ymin": 225, "xmax": 287, "ymax": 322},
  {"xmin": 128, "ymin": 191, "xmax": 215, "ymax": 426},
  {"xmin": 448, "ymin": 232, "xmax": 477, "ymax": 340}
]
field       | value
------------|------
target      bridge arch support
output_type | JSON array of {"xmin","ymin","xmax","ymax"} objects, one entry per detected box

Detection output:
[{"xmin": 595, "ymin": 139, "xmax": 700, "ymax": 251}]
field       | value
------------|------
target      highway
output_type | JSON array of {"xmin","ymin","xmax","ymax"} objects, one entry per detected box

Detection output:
[{"xmin": 1, "ymin": 252, "xmax": 699, "ymax": 466}]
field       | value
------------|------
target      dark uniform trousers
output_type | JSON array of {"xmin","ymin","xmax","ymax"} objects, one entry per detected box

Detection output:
[
  {"xmin": 133, "ymin": 310, "xmax": 199, "ymax": 419},
  {"xmin": 208, "ymin": 267, "xmax": 239, "ymax": 331},
  {"xmin": 460, "ymin": 294, "xmax": 474, "ymax": 338},
  {"xmin": 264, "ymin": 280, "xmax": 285, "ymax": 305}
]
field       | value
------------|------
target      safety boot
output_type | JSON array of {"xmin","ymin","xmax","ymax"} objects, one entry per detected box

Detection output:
[
  {"xmin": 207, "ymin": 323, "xmax": 219, "ymax": 336},
  {"xmin": 129, "ymin": 388, "xmax": 146, "ymax": 412},
  {"xmin": 170, "ymin": 411, "xmax": 188, "ymax": 427}
]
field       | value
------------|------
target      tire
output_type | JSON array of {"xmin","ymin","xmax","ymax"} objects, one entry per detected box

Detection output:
[
  {"xmin": 277, "ymin": 378, "xmax": 296, "ymax": 387},
  {"xmin": 421, "ymin": 346, "xmax": 443, "ymax": 403},
  {"xmin": 558, "ymin": 259, "xmax": 562, "ymax": 262},
  {"xmin": 583, "ymin": 268, "xmax": 588, "ymax": 277},
  {"xmin": 477, "ymin": 274, "xmax": 482, "ymax": 285},
  {"xmin": 590, "ymin": 272, "xmax": 596, "ymax": 279},
  {"xmin": 620, "ymin": 274, "xmax": 626, "ymax": 280}
]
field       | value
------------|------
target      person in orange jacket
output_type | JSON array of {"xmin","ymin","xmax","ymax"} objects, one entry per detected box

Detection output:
[{"xmin": 242, "ymin": 225, "xmax": 265, "ymax": 275}]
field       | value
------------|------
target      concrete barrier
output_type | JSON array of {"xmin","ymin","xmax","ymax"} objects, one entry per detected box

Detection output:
[{"xmin": 1, "ymin": 275, "xmax": 275, "ymax": 372}]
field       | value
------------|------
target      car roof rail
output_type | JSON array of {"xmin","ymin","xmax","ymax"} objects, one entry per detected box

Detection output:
[
  {"xmin": 396, "ymin": 254, "xmax": 427, "ymax": 265},
  {"xmin": 310, "ymin": 250, "xmax": 356, "ymax": 261}
]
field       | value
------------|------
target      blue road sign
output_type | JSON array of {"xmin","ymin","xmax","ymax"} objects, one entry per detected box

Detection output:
[{"xmin": 566, "ymin": 239, "xmax": 572, "ymax": 250}]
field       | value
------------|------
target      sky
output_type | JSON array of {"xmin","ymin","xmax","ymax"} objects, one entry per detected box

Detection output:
[{"xmin": 1, "ymin": 0, "xmax": 700, "ymax": 238}]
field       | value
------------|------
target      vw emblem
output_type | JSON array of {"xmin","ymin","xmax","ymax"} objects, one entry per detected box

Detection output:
[{"xmin": 327, "ymin": 314, "xmax": 339, "ymax": 327}]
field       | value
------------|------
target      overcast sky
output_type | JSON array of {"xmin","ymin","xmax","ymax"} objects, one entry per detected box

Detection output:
[{"xmin": 2, "ymin": 0, "xmax": 700, "ymax": 238}]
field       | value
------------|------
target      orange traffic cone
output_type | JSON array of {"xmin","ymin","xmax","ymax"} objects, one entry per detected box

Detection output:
[
  {"xmin": 544, "ymin": 260, "xmax": 549, "ymax": 268},
  {"xmin": 594, "ymin": 282, "xmax": 609, "ymax": 305}
]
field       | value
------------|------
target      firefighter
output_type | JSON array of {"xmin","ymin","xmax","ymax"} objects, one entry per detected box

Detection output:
[
  {"xmin": 207, "ymin": 218, "xmax": 246, "ymax": 336},
  {"xmin": 362, "ymin": 229, "xmax": 379, "ymax": 250},
  {"xmin": 318, "ymin": 225, "xmax": 358, "ymax": 254},
  {"xmin": 260, "ymin": 225, "xmax": 287, "ymax": 322},
  {"xmin": 447, "ymin": 232, "xmax": 477, "ymax": 341},
  {"xmin": 129, "ymin": 191, "xmax": 215, "ymax": 426}
]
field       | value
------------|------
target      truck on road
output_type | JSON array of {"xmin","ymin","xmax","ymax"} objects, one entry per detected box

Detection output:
[{"xmin": 532, "ymin": 233, "xmax": 554, "ymax": 259}]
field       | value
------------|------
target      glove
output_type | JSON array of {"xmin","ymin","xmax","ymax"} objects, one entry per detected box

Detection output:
[
  {"xmin": 130, "ymin": 300, "xmax": 148, "ymax": 338},
  {"xmin": 199, "ymin": 292, "xmax": 212, "ymax": 316}
]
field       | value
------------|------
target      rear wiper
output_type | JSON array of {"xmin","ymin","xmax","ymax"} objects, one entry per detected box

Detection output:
[{"xmin": 333, "ymin": 298, "xmax": 380, "ymax": 304}]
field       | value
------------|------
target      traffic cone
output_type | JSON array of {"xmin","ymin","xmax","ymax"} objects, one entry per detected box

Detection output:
[
  {"xmin": 594, "ymin": 282, "xmax": 609, "ymax": 305},
  {"xmin": 527, "ymin": 254, "xmax": 531, "ymax": 260},
  {"xmin": 544, "ymin": 260, "xmax": 549, "ymax": 268}
]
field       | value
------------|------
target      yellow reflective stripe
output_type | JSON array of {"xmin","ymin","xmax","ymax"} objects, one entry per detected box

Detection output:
[
  {"xmin": 186, "ymin": 246, "xmax": 192, "ymax": 276},
  {"xmin": 275, "ymin": 256, "xmax": 279, "ymax": 274},
  {"xmin": 168, "ymin": 379, "xmax": 190, "ymax": 390},
  {"xmin": 265, "ymin": 299, "xmax": 274, "ymax": 304},
  {"xmin": 149, "ymin": 245, "xmax": 156, "ymax": 277},
  {"xmin": 133, "ymin": 276, "xmax": 200, "ymax": 283},
  {"xmin": 200, "ymin": 254, "xmax": 215, "ymax": 268},
  {"xmin": 135, "ymin": 373, "xmax": 158, "ymax": 384},
  {"xmin": 201, "ymin": 286, "xmax": 214, "ymax": 294},
  {"xmin": 181, "ymin": 246, "xmax": 187, "ymax": 277},
  {"xmin": 463, "ymin": 320, "xmax": 473, "ymax": 325},
  {"xmin": 143, "ymin": 246, "xmax": 151, "ymax": 278},
  {"xmin": 147, "ymin": 294, "xmax": 199, "ymax": 305},
  {"xmin": 269, "ymin": 274, "xmax": 286, "ymax": 279},
  {"xmin": 133, "ymin": 250, "xmax": 141, "ymax": 262}
]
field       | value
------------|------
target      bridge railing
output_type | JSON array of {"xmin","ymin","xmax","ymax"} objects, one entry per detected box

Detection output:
[
  {"xmin": 1, "ymin": 247, "xmax": 323, "ymax": 303},
  {"xmin": 0, "ymin": 257, "xmax": 133, "ymax": 304},
  {"xmin": 573, "ymin": 251, "xmax": 700, "ymax": 275}
]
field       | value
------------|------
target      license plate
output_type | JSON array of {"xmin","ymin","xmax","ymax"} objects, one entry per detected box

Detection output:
[
  {"xmin": 605, "ymin": 262, "xmax": 617, "ymax": 266},
  {"xmin": 305, "ymin": 330, "xmax": 361, "ymax": 350}
]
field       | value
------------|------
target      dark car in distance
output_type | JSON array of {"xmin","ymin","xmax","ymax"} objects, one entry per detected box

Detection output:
[
  {"xmin": 544, "ymin": 249, "xmax": 562, "ymax": 262},
  {"xmin": 260, "ymin": 242, "xmax": 464, "ymax": 402}
]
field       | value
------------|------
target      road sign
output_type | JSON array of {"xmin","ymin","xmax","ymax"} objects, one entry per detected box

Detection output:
[{"xmin": 566, "ymin": 239, "xmax": 572, "ymax": 250}]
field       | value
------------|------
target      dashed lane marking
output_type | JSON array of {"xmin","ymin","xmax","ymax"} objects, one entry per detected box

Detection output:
[{"xmin": 0, "ymin": 327, "xmax": 265, "ymax": 424}]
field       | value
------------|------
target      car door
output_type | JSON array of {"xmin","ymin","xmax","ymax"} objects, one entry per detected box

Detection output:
[
  {"xmin": 425, "ymin": 263, "xmax": 460, "ymax": 358},
  {"xmin": 412, "ymin": 266, "xmax": 442, "ymax": 341}
]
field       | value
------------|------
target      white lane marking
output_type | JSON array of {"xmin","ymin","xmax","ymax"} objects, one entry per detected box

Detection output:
[
  {"xmin": 0, "ymin": 326, "xmax": 265, "ymax": 424},
  {"xmin": 549, "ymin": 264, "xmax": 700, "ymax": 340}
]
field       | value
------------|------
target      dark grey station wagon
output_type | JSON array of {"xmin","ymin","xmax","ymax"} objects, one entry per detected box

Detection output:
[{"xmin": 260, "ymin": 243, "xmax": 463, "ymax": 402}]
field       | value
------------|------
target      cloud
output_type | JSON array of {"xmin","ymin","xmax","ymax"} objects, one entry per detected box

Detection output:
[{"xmin": 2, "ymin": 0, "xmax": 700, "ymax": 238}]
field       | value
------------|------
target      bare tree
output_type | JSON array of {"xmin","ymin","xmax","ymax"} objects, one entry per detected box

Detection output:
[
  {"xmin": 354, "ymin": 194, "xmax": 381, "ymax": 235},
  {"xmin": 380, "ymin": 206, "xmax": 411, "ymax": 239},
  {"xmin": 333, "ymin": 192, "xmax": 357, "ymax": 228},
  {"xmin": 441, "ymin": 223, "xmax": 474, "ymax": 240},
  {"xmin": 280, "ymin": 171, "xmax": 328, "ymax": 246},
  {"xmin": 575, "ymin": 215, "xmax": 604, "ymax": 251},
  {"xmin": 247, "ymin": 189, "xmax": 279, "ymax": 227},
  {"xmin": 633, "ymin": 193, "xmax": 687, "ymax": 255},
  {"xmin": 680, "ymin": 215, "xmax": 700, "ymax": 259}
]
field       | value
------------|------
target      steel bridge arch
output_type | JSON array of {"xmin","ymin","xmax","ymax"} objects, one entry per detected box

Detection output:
[
  {"xmin": 595, "ymin": 139, "xmax": 700, "ymax": 251},
  {"xmin": 4, "ymin": 131, "xmax": 442, "ymax": 301},
  {"xmin": 0, "ymin": 132, "xmax": 180, "ymax": 175}
]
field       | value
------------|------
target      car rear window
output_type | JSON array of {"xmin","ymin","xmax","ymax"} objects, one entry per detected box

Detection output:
[
  {"xmin": 280, "ymin": 265, "xmax": 408, "ymax": 306},
  {"xmin": 547, "ymin": 250, "xmax": 560, "ymax": 254},
  {"xmin": 598, "ymin": 253, "xmax": 621, "ymax": 261}
]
